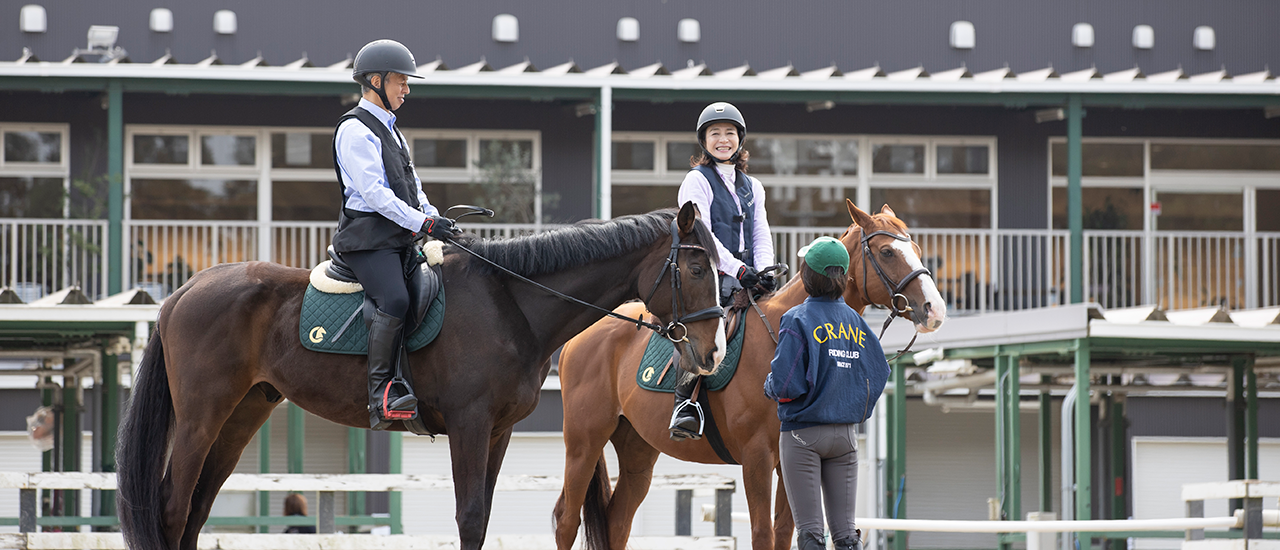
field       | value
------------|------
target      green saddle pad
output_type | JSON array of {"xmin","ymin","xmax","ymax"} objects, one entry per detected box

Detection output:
[
  {"xmin": 635, "ymin": 310, "xmax": 748, "ymax": 393},
  {"xmin": 299, "ymin": 285, "xmax": 445, "ymax": 354}
]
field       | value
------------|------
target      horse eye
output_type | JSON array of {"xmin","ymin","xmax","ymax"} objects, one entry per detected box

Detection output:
[
  {"xmin": 689, "ymin": 265, "xmax": 705, "ymax": 277},
  {"xmin": 880, "ymin": 248, "xmax": 894, "ymax": 259}
]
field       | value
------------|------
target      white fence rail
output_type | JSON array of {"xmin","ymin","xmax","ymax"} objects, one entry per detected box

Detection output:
[{"xmin": 0, "ymin": 219, "xmax": 108, "ymax": 301}]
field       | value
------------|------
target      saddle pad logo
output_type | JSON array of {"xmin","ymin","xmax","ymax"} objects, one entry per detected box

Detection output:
[
  {"xmin": 309, "ymin": 326, "xmax": 327, "ymax": 343},
  {"xmin": 641, "ymin": 366, "xmax": 655, "ymax": 382}
]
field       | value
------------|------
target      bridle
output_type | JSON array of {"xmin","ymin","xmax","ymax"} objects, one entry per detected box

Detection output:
[
  {"xmin": 447, "ymin": 217, "xmax": 723, "ymax": 343},
  {"xmin": 860, "ymin": 227, "xmax": 932, "ymax": 359}
]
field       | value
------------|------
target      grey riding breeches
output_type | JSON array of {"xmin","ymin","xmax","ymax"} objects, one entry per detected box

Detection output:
[{"xmin": 779, "ymin": 423, "xmax": 859, "ymax": 540}]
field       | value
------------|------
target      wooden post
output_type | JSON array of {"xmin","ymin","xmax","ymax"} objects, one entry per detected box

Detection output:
[
  {"xmin": 714, "ymin": 488, "xmax": 732, "ymax": 537},
  {"xmin": 675, "ymin": 490, "xmax": 692, "ymax": 536},
  {"xmin": 317, "ymin": 491, "xmax": 336, "ymax": 534}
]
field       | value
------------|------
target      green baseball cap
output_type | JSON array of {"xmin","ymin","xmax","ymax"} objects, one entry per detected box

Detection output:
[{"xmin": 798, "ymin": 236, "xmax": 850, "ymax": 272}]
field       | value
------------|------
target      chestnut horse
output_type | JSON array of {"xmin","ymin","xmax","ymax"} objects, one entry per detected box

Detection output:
[
  {"xmin": 116, "ymin": 204, "xmax": 726, "ymax": 550},
  {"xmin": 553, "ymin": 201, "xmax": 947, "ymax": 550}
]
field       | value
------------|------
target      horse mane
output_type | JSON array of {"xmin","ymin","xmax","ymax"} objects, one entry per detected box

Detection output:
[{"xmin": 457, "ymin": 209, "xmax": 718, "ymax": 277}]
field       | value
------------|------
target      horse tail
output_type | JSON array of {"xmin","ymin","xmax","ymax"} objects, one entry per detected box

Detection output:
[
  {"xmin": 581, "ymin": 455, "xmax": 613, "ymax": 550},
  {"xmin": 116, "ymin": 332, "xmax": 173, "ymax": 550}
]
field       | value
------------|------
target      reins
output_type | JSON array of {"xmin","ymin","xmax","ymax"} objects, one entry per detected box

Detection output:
[
  {"xmin": 859, "ymin": 227, "xmax": 932, "ymax": 361},
  {"xmin": 445, "ymin": 218, "xmax": 723, "ymax": 343}
]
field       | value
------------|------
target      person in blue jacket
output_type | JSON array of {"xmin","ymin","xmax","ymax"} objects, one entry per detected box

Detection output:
[{"xmin": 763, "ymin": 236, "xmax": 891, "ymax": 550}]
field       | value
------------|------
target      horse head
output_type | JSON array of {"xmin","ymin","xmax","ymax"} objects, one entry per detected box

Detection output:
[
  {"xmin": 638, "ymin": 202, "xmax": 727, "ymax": 377},
  {"xmin": 842, "ymin": 199, "xmax": 947, "ymax": 333}
]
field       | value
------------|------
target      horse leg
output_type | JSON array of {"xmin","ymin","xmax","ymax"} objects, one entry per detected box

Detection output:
[
  {"xmin": 605, "ymin": 417, "xmax": 660, "ymax": 550},
  {"xmin": 480, "ymin": 427, "xmax": 514, "ymax": 537},
  {"xmin": 773, "ymin": 462, "xmax": 796, "ymax": 550},
  {"xmin": 445, "ymin": 410, "xmax": 497, "ymax": 550},
  {"xmin": 741, "ymin": 448, "xmax": 784, "ymax": 550},
  {"xmin": 553, "ymin": 410, "xmax": 620, "ymax": 550},
  {"xmin": 178, "ymin": 386, "xmax": 279, "ymax": 550}
]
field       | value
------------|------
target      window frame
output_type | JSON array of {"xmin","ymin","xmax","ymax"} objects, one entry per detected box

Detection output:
[{"xmin": 0, "ymin": 123, "xmax": 71, "ymax": 218}]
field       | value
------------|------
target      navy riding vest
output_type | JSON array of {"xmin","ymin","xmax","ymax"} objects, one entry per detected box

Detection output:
[
  {"xmin": 695, "ymin": 164, "xmax": 755, "ymax": 269},
  {"xmin": 331, "ymin": 107, "xmax": 421, "ymax": 253}
]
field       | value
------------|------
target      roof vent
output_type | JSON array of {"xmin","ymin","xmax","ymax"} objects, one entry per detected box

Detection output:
[
  {"xmin": 1193, "ymin": 26, "xmax": 1215, "ymax": 50},
  {"xmin": 213, "ymin": 10, "xmax": 236, "ymax": 34},
  {"xmin": 150, "ymin": 8, "xmax": 173, "ymax": 33},
  {"xmin": 677, "ymin": 18, "xmax": 700, "ymax": 43},
  {"xmin": 949, "ymin": 21, "xmax": 975, "ymax": 49},
  {"xmin": 20, "ymin": 4, "xmax": 46, "ymax": 33},
  {"xmin": 1071, "ymin": 23, "xmax": 1094, "ymax": 48},
  {"xmin": 493, "ymin": 14, "xmax": 518, "ymax": 42},
  {"xmin": 617, "ymin": 17, "xmax": 639, "ymax": 42},
  {"xmin": 1132, "ymin": 25, "xmax": 1154, "ymax": 49}
]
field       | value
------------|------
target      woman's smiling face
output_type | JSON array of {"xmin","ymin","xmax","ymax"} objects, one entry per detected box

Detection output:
[{"xmin": 702, "ymin": 122, "xmax": 740, "ymax": 162}]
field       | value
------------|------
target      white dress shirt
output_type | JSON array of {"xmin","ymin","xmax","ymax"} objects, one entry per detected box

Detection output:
[{"xmin": 334, "ymin": 98, "xmax": 437, "ymax": 232}]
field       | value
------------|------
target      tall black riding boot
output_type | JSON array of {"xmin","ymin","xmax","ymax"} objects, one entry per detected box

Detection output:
[
  {"xmin": 833, "ymin": 530, "xmax": 863, "ymax": 550},
  {"xmin": 668, "ymin": 375, "xmax": 703, "ymax": 441},
  {"xmin": 797, "ymin": 530, "xmax": 827, "ymax": 550},
  {"xmin": 367, "ymin": 309, "xmax": 418, "ymax": 430}
]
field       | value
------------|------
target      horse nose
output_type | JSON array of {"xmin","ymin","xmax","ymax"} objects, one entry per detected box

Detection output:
[{"xmin": 923, "ymin": 301, "xmax": 946, "ymax": 330}]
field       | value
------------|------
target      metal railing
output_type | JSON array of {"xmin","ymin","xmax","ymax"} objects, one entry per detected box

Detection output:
[
  {"xmin": 128, "ymin": 220, "xmax": 258, "ymax": 299},
  {"xmin": 0, "ymin": 219, "xmax": 108, "ymax": 301}
]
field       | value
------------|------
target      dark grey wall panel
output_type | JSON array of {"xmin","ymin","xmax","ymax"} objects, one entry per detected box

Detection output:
[
  {"xmin": 5, "ymin": 0, "xmax": 1275, "ymax": 76},
  {"xmin": 1128, "ymin": 396, "xmax": 1280, "ymax": 438}
]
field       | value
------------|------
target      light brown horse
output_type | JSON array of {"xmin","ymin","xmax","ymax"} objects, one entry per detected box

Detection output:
[
  {"xmin": 552, "ymin": 200, "xmax": 947, "ymax": 550},
  {"xmin": 115, "ymin": 204, "xmax": 726, "ymax": 550}
]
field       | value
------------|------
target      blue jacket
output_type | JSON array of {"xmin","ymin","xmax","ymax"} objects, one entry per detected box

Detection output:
[{"xmin": 763, "ymin": 297, "xmax": 891, "ymax": 431}]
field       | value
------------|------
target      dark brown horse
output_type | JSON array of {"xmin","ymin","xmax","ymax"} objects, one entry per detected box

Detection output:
[
  {"xmin": 116, "ymin": 203, "xmax": 726, "ymax": 550},
  {"xmin": 552, "ymin": 201, "xmax": 947, "ymax": 550}
]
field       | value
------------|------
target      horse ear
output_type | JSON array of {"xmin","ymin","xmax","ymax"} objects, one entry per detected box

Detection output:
[
  {"xmin": 846, "ymin": 198, "xmax": 874, "ymax": 229},
  {"xmin": 881, "ymin": 204, "xmax": 897, "ymax": 218},
  {"xmin": 677, "ymin": 201, "xmax": 698, "ymax": 235}
]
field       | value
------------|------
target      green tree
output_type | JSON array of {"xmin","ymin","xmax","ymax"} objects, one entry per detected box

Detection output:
[{"xmin": 470, "ymin": 141, "xmax": 559, "ymax": 224}]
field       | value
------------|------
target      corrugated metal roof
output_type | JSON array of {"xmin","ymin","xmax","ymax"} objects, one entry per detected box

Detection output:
[{"xmin": 2, "ymin": 50, "xmax": 1276, "ymax": 95}]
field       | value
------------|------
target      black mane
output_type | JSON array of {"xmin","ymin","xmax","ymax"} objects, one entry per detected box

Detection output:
[{"xmin": 456, "ymin": 209, "xmax": 718, "ymax": 277}]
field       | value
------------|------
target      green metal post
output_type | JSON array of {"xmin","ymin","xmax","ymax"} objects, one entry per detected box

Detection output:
[
  {"xmin": 98, "ymin": 348, "xmax": 119, "ymax": 520},
  {"xmin": 348, "ymin": 428, "xmax": 367, "ymax": 521},
  {"xmin": 61, "ymin": 377, "xmax": 79, "ymax": 516},
  {"xmin": 107, "ymin": 80, "xmax": 123, "ymax": 294},
  {"xmin": 995, "ymin": 355, "xmax": 1009, "ymax": 522},
  {"xmin": 1245, "ymin": 358, "xmax": 1258, "ymax": 480},
  {"xmin": 1229, "ymin": 357, "xmax": 1246, "ymax": 516},
  {"xmin": 389, "ymin": 433, "xmax": 403, "ymax": 534},
  {"xmin": 42, "ymin": 385, "xmax": 52, "ymax": 518},
  {"xmin": 1009, "ymin": 355, "xmax": 1021, "ymax": 524},
  {"xmin": 1067, "ymin": 94, "xmax": 1084, "ymax": 304},
  {"xmin": 288, "ymin": 402, "xmax": 304, "ymax": 474},
  {"xmin": 1074, "ymin": 339, "xmax": 1092, "ymax": 529},
  {"xmin": 890, "ymin": 360, "xmax": 907, "ymax": 550},
  {"xmin": 257, "ymin": 420, "xmax": 271, "ymax": 532},
  {"xmin": 1039, "ymin": 375, "xmax": 1053, "ymax": 513},
  {"xmin": 1109, "ymin": 397, "xmax": 1126, "ymax": 550}
]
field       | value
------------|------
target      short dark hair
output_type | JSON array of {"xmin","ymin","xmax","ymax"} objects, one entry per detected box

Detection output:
[
  {"xmin": 800, "ymin": 261, "xmax": 846, "ymax": 300},
  {"xmin": 283, "ymin": 493, "xmax": 308, "ymax": 517}
]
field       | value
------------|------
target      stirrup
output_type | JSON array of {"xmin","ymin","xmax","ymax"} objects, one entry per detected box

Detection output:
[
  {"xmin": 668, "ymin": 399, "xmax": 704, "ymax": 441},
  {"xmin": 380, "ymin": 378, "xmax": 417, "ymax": 421}
]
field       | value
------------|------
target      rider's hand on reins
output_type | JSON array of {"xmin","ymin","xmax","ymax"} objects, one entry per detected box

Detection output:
[{"xmin": 422, "ymin": 215, "xmax": 461, "ymax": 240}]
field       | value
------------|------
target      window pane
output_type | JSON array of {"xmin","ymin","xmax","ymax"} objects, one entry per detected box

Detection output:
[
  {"xmin": 765, "ymin": 185, "xmax": 856, "ymax": 227},
  {"xmin": 0, "ymin": 177, "xmax": 63, "ymax": 217},
  {"xmin": 666, "ymin": 141, "xmax": 700, "ymax": 171},
  {"xmin": 872, "ymin": 144, "xmax": 925, "ymax": 174},
  {"xmin": 133, "ymin": 135, "xmax": 189, "ymax": 164},
  {"xmin": 478, "ymin": 139, "xmax": 532, "ymax": 169},
  {"xmin": 419, "ymin": 181, "xmax": 536, "ymax": 223},
  {"xmin": 750, "ymin": 138, "xmax": 858, "ymax": 176},
  {"xmin": 4, "ymin": 132, "xmax": 61, "ymax": 163},
  {"xmin": 1260, "ymin": 190, "xmax": 1280, "ymax": 232},
  {"xmin": 273, "ymin": 180, "xmax": 342, "ymax": 221},
  {"xmin": 201, "ymin": 135, "xmax": 256, "ymax": 166},
  {"xmin": 1151, "ymin": 143, "xmax": 1280, "ymax": 171},
  {"xmin": 1051, "ymin": 187, "xmax": 1144, "ymax": 230},
  {"xmin": 271, "ymin": 133, "xmax": 334, "ymax": 169},
  {"xmin": 611, "ymin": 184, "xmax": 678, "ymax": 218},
  {"xmin": 1154, "ymin": 192, "xmax": 1241, "ymax": 231},
  {"xmin": 870, "ymin": 188, "xmax": 990, "ymax": 228},
  {"xmin": 131, "ymin": 179, "xmax": 257, "ymax": 220},
  {"xmin": 414, "ymin": 138, "xmax": 467, "ymax": 168},
  {"xmin": 937, "ymin": 145, "xmax": 989, "ymax": 174},
  {"xmin": 1051, "ymin": 143, "xmax": 1143, "ymax": 177},
  {"xmin": 612, "ymin": 141, "xmax": 655, "ymax": 170}
]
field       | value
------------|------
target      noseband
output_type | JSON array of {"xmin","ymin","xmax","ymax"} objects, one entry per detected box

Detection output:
[{"xmin": 860, "ymin": 228, "xmax": 932, "ymax": 360}]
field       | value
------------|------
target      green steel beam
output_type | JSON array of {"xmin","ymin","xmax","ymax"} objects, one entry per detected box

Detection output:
[
  {"xmin": 890, "ymin": 358, "xmax": 907, "ymax": 550},
  {"xmin": 348, "ymin": 428, "xmax": 366, "ymax": 521},
  {"xmin": 257, "ymin": 420, "xmax": 270, "ymax": 533},
  {"xmin": 98, "ymin": 346, "xmax": 118, "ymax": 520},
  {"xmin": 1009, "ymin": 355, "xmax": 1021, "ymax": 524},
  {"xmin": 106, "ymin": 80, "xmax": 123, "ymax": 294},
  {"xmin": 1109, "ymin": 397, "xmax": 1126, "ymax": 550},
  {"xmin": 1067, "ymin": 94, "xmax": 1084, "ymax": 304},
  {"xmin": 61, "ymin": 378, "xmax": 79, "ymax": 516},
  {"xmin": 288, "ymin": 402, "xmax": 304, "ymax": 474},
  {"xmin": 942, "ymin": 340, "xmax": 1080, "ymax": 360},
  {"xmin": 1246, "ymin": 358, "xmax": 1258, "ymax": 480},
  {"xmin": 1074, "ymin": 339, "xmax": 1092, "ymax": 524},
  {"xmin": 389, "ymin": 433, "xmax": 403, "ymax": 535},
  {"xmin": 1229, "ymin": 357, "xmax": 1246, "ymax": 516},
  {"xmin": 1039, "ymin": 376, "xmax": 1053, "ymax": 513}
]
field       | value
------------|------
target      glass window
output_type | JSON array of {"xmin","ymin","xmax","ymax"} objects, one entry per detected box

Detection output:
[
  {"xmin": 478, "ymin": 139, "xmax": 533, "ymax": 169},
  {"xmin": 1259, "ymin": 190, "xmax": 1280, "ymax": 232},
  {"xmin": 666, "ymin": 141, "xmax": 700, "ymax": 172},
  {"xmin": 271, "ymin": 133, "xmax": 334, "ymax": 169},
  {"xmin": 1153, "ymin": 192, "xmax": 1242, "ymax": 231},
  {"xmin": 272, "ymin": 181, "xmax": 342, "ymax": 221},
  {"xmin": 131, "ymin": 179, "xmax": 257, "ymax": 220},
  {"xmin": 765, "ymin": 185, "xmax": 857, "ymax": 227},
  {"xmin": 936, "ymin": 145, "xmax": 989, "ymax": 175},
  {"xmin": 1151, "ymin": 143, "xmax": 1280, "ymax": 171},
  {"xmin": 0, "ymin": 177, "xmax": 63, "ymax": 217},
  {"xmin": 612, "ymin": 141, "xmax": 655, "ymax": 170},
  {"xmin": 201, "ymin": 135, "xmax": 256, "ymax": 166},
  {"xmin": 133, "ymin": 135, "xmax": 190, "ymax": 165},
  {"xmin": 413, "ymin": 138, "xmax": 467, "ymax": 169},
  {"xmin": 611, "ymin": 185, "xmax": 678, "ymax": 218},
  {"xmin": 870, "ymin": 188, "xmax": 990, "ymax": 228},
  {"xmin": 4, "ymin": 132, "xmax": 61, "ymax": 163},
  {"xmin": 420, "ymin": 181, "xmax": 536, "ymax": 223},
  {"xmin": 871, "ymin": 144, "xmax": 925, "ymax": 174},
  {"xmin": 1051, "ymin": 187, "xmax": 1144, "ymax": 230},
  {"xmin": 1051, "ymin": 143, "xmax": 1143, "ymax": 177},
  {"xmin": 749, "ymin": 138, "xmax": 858, "ymax": 176}
]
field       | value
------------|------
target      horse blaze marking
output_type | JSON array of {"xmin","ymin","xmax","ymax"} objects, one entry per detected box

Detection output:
[{"xmin": 309, "ymin": 326, "xmax": 326, "ymax": 343}]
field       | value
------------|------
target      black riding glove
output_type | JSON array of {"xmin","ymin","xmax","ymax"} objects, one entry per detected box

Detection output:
[
  {"xmin": 736, "ymin": 265, "xmax": 760, "ymax": 289},
  {"xmin": 421, "ymin": 215, "xmax": 460, "ymax": 240},
  {"xmin": 758, "ymin": 273, "xmax": 777, "ymax": 293}
]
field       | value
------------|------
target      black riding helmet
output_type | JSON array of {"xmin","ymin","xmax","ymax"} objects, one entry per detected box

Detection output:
[
  {"xmin": 695, "ymin": 102, "xmax": 747, "ymax": 163},
  {"xmin": 352, "ymin": 39, "xmax": 424, "ymax": 112}
]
